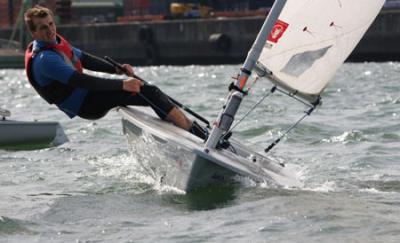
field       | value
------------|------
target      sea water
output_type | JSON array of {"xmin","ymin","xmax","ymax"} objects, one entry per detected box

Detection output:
[{"xmin": 1, "ymin": 63, "xmax": 400, "ymax": 242}]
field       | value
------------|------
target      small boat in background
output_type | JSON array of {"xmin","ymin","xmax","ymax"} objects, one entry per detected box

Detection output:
[{"xmin": 0, "ymin": 108, "xmax": 68, "ymax": 150}]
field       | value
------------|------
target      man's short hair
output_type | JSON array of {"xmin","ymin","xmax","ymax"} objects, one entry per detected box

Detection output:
[{"xmin": 24, "ymin": 5, "xmax": 54, "ymax": 32}]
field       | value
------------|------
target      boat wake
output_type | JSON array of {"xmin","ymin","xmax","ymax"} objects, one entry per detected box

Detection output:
[{"xmin": 87, "ymin": 148, "xmax": 187, "ymax": 195}]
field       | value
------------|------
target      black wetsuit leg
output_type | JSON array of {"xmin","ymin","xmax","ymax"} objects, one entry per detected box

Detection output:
[{"xmin": 78, "ymin": 84, "xmax": 175, "ymax": 120}]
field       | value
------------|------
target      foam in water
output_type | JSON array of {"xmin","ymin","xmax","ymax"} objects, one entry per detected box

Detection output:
[
  {"xmin": 322, "ymin": 130, "xmax": 365, "ymax": 144},
  {"xmin": 359, "ymin": 187, "xmax": 384, "ymax": 194},
  {"xmin": 303, "ymin": 181, "xmax": 338, "ymax": 192}
]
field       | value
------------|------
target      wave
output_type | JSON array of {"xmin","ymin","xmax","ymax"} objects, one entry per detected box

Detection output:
[
  {"xmin": 0, "ymin": 216, "xmax": 34, "ymax": 235},
  {"xmin": 357, "ymin": 180, "xmax": 400, "ymax": 193}
]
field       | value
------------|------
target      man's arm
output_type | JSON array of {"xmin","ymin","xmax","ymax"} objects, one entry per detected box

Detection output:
[
  {"xmin": 69, "ymin": 72, "xmax": 142, "ymax": 93},
  {"xmin": 68, "ymin": 71, "xmax": 123, "ymax": 90},
  {"xmin": 80, "ymin": 51, "xmax": 117, "ymax": 74},
  {"xmin": 39, "ymin": 50, "xmax": 140, "ymax": 92}
]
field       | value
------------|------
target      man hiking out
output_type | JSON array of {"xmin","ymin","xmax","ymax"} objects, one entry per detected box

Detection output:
[{"xmin": 24, "ymin": 5, "xmax": 207, "ymax": 139}]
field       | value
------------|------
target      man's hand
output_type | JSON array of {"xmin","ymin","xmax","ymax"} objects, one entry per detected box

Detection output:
[
  {"xmin": 122, "ymin": 78, "xmax": 142, "ymax": 94},
  {"xmin": 116, "ymin": 64, "xmax": 134, "ymax": 77}
]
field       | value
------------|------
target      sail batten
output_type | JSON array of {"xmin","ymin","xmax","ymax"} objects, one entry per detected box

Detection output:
[{"xmin": 257, "ymin": 0, "xmax": 385, "ymax": 102}]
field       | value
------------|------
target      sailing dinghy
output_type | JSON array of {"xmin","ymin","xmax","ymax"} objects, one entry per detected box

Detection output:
[
  {"xmin": 0, "ymin": 108, "xmax": 68, "ymax": 149},
  {"xmin": 119, "ymin": 0, "xmax": 384, "ymax": 192}
]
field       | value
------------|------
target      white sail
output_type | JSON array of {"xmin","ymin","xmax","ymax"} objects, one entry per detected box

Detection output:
[{"xmin": 257, "ymin": 0, "xmax": 384, "ymax": 103}]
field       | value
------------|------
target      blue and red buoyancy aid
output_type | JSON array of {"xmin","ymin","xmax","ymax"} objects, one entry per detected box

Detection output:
[{"xmin": 25, "ymin": 34, "xmax": 83, "ymax": 104}]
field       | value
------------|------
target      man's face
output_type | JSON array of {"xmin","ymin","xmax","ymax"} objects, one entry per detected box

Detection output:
[{"xmin": 31, "ymin": 14, "xmax": 57, "ymax": 43}]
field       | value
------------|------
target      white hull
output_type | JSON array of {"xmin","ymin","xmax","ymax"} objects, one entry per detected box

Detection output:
[
  {"xmin": 119, "ymin": 106, "xmax": 302, "ymax": 192},
  {"xmin": 0, "ymin": 120, "xmax": 67, "ymax": 148}
]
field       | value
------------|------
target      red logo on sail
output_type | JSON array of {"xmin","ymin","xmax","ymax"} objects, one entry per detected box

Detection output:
[{"xmin": 268, "ymin": 19, "xmax": 289, "ymax": 43}]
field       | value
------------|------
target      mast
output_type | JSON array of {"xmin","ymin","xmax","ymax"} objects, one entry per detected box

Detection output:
[
  {"xmin": 205, "ymin": 0, "xmax": 287, "ymax": 149},
  {"xmin": 9, "ymin": 0, "xmax": 30, "ymax": 49}
]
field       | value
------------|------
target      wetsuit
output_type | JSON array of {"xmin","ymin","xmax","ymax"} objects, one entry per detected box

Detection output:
[{"xmin": 25, "ymin": 35, "xmax": 174, "ymax": 120}]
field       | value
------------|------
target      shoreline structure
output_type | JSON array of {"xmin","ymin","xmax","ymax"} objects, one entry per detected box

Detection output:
[{"xmin": 0, "ymin": 9, "xmax": 399, "ymax": 67}]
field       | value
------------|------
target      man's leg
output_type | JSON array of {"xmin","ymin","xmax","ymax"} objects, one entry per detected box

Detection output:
[
  {"xmin": 139, "ymin": 85, "xmax": 209, "ymax": 139},
  {"xmin": 165, "ymin": 107, "xmax": 192, "ymax": 130},
  {"xmin": 165, "ymin": 107, "xmax": 208, "ymax": 140},
  {"xmin": 79, "ymin": 87, "xmax": 208, "ymax": 139}
]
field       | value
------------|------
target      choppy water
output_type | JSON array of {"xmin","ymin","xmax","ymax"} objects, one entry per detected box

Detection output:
[{"xmin": 1, "ymin": 62, "xmax": 400, "ymax": 242}]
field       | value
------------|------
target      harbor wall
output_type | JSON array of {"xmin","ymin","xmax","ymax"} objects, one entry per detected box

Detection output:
[{"xmin": 1, "ymin": 9, "xmax": 399, "ymax": 66}]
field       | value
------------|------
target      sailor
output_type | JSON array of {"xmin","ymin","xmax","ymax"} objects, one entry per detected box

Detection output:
[{"xmin": 24, "ymin": 5, "xmax": 207, "ymax": 139}]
